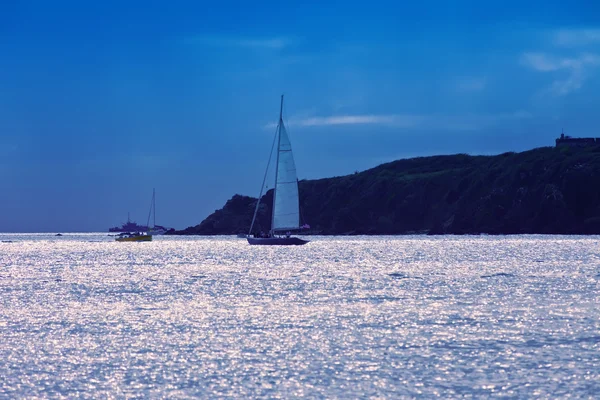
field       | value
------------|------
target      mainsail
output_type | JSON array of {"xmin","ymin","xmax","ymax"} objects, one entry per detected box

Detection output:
[
  {"xmin": 272, "ymin": 119, "xmax": 300, "ymax": 231},
  {"xmin": 246, "ymin": 95, "xmax": 310, "ymax": 245}
]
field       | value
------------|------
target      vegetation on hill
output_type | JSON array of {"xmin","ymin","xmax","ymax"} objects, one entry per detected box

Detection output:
[{"xmin": 176, "ymin": 146, "xmax": 600, "ymax": 235}]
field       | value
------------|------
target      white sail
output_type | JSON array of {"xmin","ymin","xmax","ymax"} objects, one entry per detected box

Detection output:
[{"xmin": 272, "ymin": 120, "xmax": 300, "ymax": 231}]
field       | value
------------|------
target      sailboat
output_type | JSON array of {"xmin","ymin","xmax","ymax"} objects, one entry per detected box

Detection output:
[
  {"xmin": 247, "ymin": 95, "xmax": 309, "ymax": 246},
  {"xmin": 146, "ymin": 188, "xmax": 169, "ymax": 235},
  {"xmin": 115, "ymin": 231, "xmax": 152, "ymax": 242},
  {"xmin": 114, "ymin": 211, "xmax": 152, "ymax": 242}
]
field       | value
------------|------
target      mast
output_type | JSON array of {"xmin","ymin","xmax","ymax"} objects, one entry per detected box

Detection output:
[
  {"xmin": 279, "ymin": 94, "xmax": 284, "ymax": 120},
  {"xmin": 146, "ymin": 190, "xmax": 154, "ymax": 230},
  {"xmin": 153, "ymin": 188, "xmax": 156, "ymax": 228},
  {"xmin": 271, "ymin": 94, "xmax": 283, "ymax": 234}
]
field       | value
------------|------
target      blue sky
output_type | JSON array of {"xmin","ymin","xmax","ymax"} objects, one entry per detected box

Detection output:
[{"xmin": 1, "ymin": 0, "xmax": 599, "ymax": 232}]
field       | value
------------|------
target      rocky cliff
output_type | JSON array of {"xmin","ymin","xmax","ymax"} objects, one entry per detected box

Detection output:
[{"xmin": 176, "ymin": 146, "xmax": 600, "ymax": 235}]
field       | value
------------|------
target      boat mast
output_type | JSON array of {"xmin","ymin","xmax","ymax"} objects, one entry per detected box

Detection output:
[
  {"xmin": 146, "ymin": 190, "xmax": 155, "ymax": 230},
  {"xmin": 270, "ymin": 94, "xmax": 284, "ymax": 234},
  {"xmin": 153, "ymin": 188, "xmax": 156, "ymax": 228}
]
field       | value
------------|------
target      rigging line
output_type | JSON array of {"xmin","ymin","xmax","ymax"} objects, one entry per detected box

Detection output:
[
  {"xmin": 248, "ymin": 121, "xmax": 279, "ymax": 235},
  {"xmin": 146, "ymin": 191, "xmax": 154, "ymax": 229},
  {"xmin": 299, "ymin": 181, "xmax": 307, "ymax": 227}
]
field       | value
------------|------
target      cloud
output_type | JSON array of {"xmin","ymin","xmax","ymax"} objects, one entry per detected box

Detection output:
[
  {"xmin": 298, "ymin": 114, "xmax": 423, "ymax": 127},
  {"xmin": 183, "ymin": 35, "xmax": 295, "ymax": 50},
  {"xmin": 521, "ymin": 53, "xmax": 563, "ymax": 72},
  {"xmin": 522, "ymin": 27, "xmax": 600, "ymax": 95},
  {"xmin": 521, "ymin": 52, "xmax": 600, "ymax": 95},
  {"xmin": 454, "ymin": 77, "xmax": 487, "ymax": 92},
  {"xmin": 266, "ymin": 111, "xmax": 531, "ymax": 131},
  {"xmin": 553, "ymin": 29, "xmax": 600, "ymax": 47},
  {"xmin": 264, "ymin": 114, "xmax": 422, "ymax": 129},
  {"xmin": 522, "ymin": 52, "xmax": 600, "ymax": 71}
]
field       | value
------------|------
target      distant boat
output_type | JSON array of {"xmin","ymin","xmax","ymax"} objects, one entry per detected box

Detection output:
[
  {"xmin": 146, "ymin": 188, "xmax": 170, "ymax": 235},
  {"xmin": 109, "ymin": 212, "xmax": 147, "ymax": 233},
  {"xmin": 236, "ymin": 233, "xmax": 248, "ymax": 238},
  {"xmin": 115, "ymin": 232, "xmax": 152, "ymax": 242},
  {"xmin": 247, "ymin": 95, "xmax": 309, "ymax": 246}
]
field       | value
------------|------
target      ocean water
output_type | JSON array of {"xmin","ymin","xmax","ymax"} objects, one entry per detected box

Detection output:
[{"xmin": 0, "ymin": 233, "xmax": 599, "ymax": 398}]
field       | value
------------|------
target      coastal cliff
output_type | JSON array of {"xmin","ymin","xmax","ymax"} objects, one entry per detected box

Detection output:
[{"xmin": 176, "ymin": 146, "xmax": 600, "ymax": 235}]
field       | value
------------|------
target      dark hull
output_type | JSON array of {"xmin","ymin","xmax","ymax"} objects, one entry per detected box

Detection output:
[{"xmin": 247, "ymin": 237, "xmax": 309, "ymax": 246}]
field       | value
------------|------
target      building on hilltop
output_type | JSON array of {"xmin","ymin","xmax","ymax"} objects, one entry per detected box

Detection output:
[{"xmin": 555, "ymin": 133, "xmax": 600, "ymax": 148}]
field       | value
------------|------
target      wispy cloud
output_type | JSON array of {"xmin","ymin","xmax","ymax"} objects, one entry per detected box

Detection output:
[
  {"xmin": 553, "ymin": 28, "xmax": 600, "ymax": 47},
  {"xmin": 265, "ymin": 114, "xmax": 421, "ymax": 129},
  {"xmin": 266, "ymin": 111, "xmax": 531, "ymax": 131},
  {"xmin": 522, "ymin": 52, "xmax": 600, "ymax": 71},
  {"xmin": 521, "ymin": 52, "xmax": 600, "ymax": 95},
  {"xmin": 521, "ymin": 53, "xmax": 562, "ymax": 72},
  {"xmin": 183, "ymin": 35, "xmax": 296, "ymax": 50},
  {"xmin": 298, "ymin": 114, "xmax": 423, "ymax": 127}
]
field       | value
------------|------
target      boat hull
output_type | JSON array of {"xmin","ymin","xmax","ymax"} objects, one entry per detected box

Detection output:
[
  {"xmin": 115, "ymin": 235, "xmax": 152, "ymax": 242},
  {"xmin": 247, "ymin": 237, "xmax": 309, "ymax": 246}
]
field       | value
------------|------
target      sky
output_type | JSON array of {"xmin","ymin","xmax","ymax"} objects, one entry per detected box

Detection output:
[{"xmin": 1, "ymin": 0, "xmax": 600, "ymax": 232}]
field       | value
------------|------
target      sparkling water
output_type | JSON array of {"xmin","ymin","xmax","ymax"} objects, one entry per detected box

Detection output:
[{"xmin": 1, "ymin": 234, "xmax": 599, "ymax": 398}]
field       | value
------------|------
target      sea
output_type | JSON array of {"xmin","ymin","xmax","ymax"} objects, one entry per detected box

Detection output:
[{"xmin": 0, "ymin": 233, "xmax": 599, "ymax": 398}]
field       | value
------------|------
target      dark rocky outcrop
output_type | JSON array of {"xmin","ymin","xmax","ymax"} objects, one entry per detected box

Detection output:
[{"xmin": 176, "ymin": 146, "xmax": 600, "ymax": 235}]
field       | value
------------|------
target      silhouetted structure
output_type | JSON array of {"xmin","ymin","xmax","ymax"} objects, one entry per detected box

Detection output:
[{"xmin": 556, "ymin": 133, "xmax": 600, "ymax": 148}]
